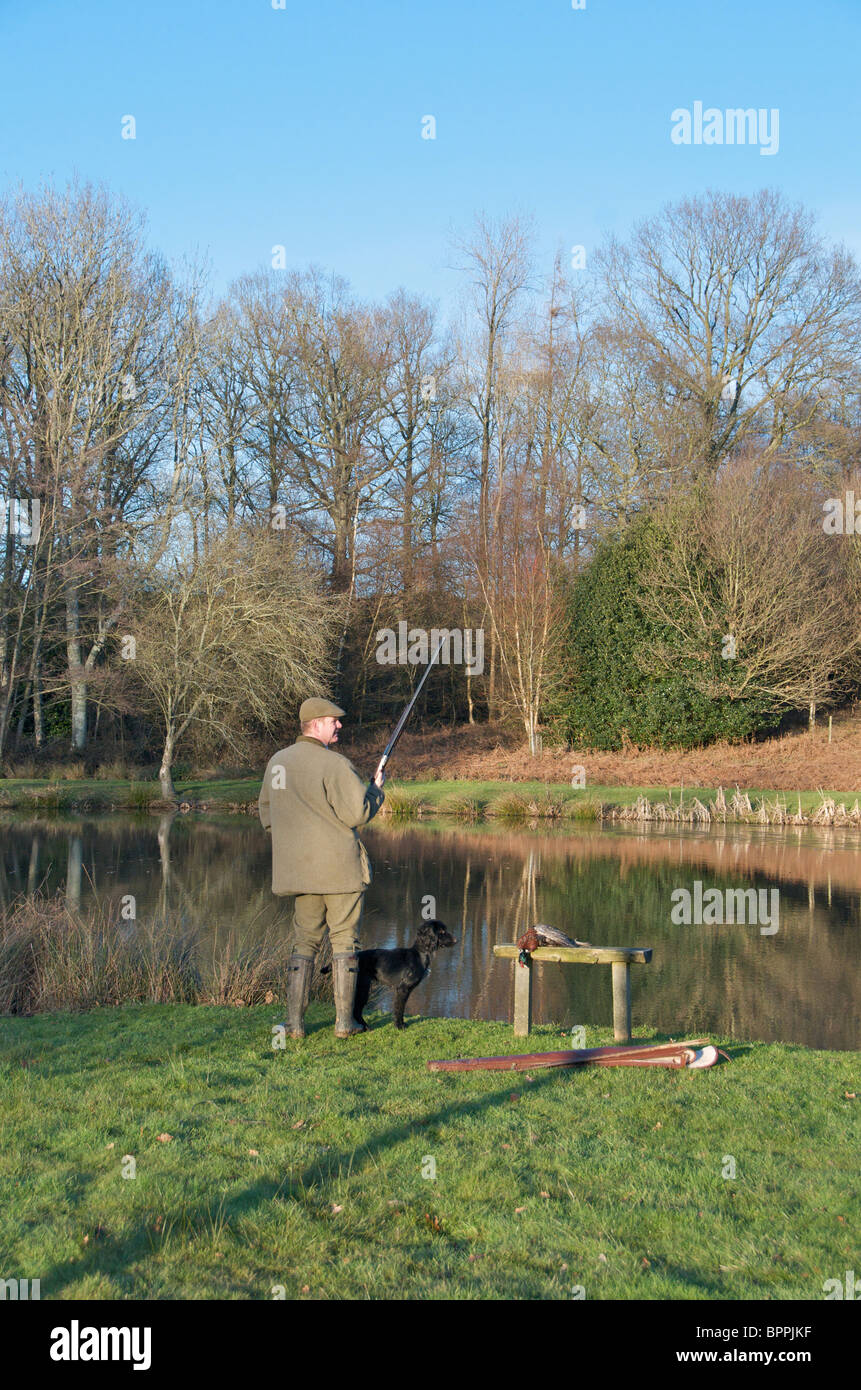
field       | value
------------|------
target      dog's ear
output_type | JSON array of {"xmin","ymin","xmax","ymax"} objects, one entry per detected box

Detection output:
[{"xmin": 415, "ymin": 921, "xmax": 439, "ymax": 951}]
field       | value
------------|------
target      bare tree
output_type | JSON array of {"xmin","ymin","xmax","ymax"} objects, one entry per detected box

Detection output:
[
  {"xmin": 453, "ymin": 214, "xmax": 533, "ymax": 553},
  {"xmin": 596, "ymin": 190, "xmax": 861, "ymax": 476},
  {"xmin": 452, "ymin": 215, "xmax": 534, "ymax": 716},
  {"xmin": 0, "ymin": 180, "xmax": 188, "ymax": 752},
  {"xmin": 130, "ymin": 527, "xmax": 343, "ymax": 799},
  {"xmin": 232, "ymin": 270, "xmax": 297, "ymax": 516},
  {"xmin": 516, "ymin": 254, "xmax": 596, "ymax": 557},
  {"xmin": 636, "ymin": 456, "xmax": 859, "ymax": 722},
  {"xmin": 473, "ymin": 477, "xmax": 567, "ymax": 755},
  {"xmin": 277, "ymin": 269, "xmax": 394, "ymax": 591},
  {"xmin": 373, "ymin": 290, "xmax": 440, "ymax": 591}
]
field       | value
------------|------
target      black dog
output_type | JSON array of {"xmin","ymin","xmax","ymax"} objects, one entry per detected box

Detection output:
[{"xmin": 353, "ymin": 919, "xmax": 456, "ymax": 1030}]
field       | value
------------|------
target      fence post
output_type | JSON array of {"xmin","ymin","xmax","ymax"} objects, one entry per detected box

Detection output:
[
  {"xmin": 612, "ymin": 962, "xmax": 631, "ymax": 1042},
  {"xmin": 514, "ymin": 958, "xmax": 533, "ymax": 1037}
]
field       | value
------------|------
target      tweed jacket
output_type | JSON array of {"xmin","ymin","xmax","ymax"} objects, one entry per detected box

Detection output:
[{"xmin": 258, "ymin": 735, "xmax": 385, "ymax": 894}]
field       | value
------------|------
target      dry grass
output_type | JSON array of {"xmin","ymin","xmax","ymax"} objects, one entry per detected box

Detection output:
[
  {"xmin": 345, "ymin": 710, "xmax": 861, "ymax": 793},
  {"xmin": 2, "ymin": 758, "xmax": 38, "ymax": 779},
  {"xmin": 484, "ymin": 790, "xmax": 534, "ymax": 822},
  {"xmin": 0, "ymin": 895, "xmax": 329, "ymax": 1016},
  {"xmin": 562, "ymin": 797, "xmax": 605, "ymax": 822},
  {"xmin": 92, "ymin": 759, "xmax": 133, "ymax": 781},
  {"xmin": 607, "ymin": 787, "xmax": 861, "ymax": 827},
  {"xmin": 437, "ymin": 791, "xmax": 487, "ymax": 821},
  {"xmin": 379, "ymin": 787, "xmax": 426, "ymax": 820},
  {"xmin": 51, "ymin": 760, "xmax": 87, "ymax": 781}
]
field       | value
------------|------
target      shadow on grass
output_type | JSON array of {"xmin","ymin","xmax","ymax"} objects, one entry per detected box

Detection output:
[
  {"xmin": 37, "ymin": 1067, "xmax": 565, "ymax": 1298},
  {"xmin": 25, "ymin": 1014, "xmax": 759, "ymax": 1296}
]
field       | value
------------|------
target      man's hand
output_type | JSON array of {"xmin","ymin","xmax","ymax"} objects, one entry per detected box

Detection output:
[{"xmin": 373, "ymin": 764, "xmax": 386, "ymax": 790}]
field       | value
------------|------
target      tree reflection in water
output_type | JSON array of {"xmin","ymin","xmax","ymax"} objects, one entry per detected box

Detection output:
[{"xmin": 0, "ymin": 812, "xmax": 857, "ymax": 1049}]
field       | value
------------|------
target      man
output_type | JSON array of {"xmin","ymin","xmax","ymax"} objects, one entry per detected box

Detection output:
[{"xmin": 258, "ymin": 697, "xmax": 386, "ymax": 1039}]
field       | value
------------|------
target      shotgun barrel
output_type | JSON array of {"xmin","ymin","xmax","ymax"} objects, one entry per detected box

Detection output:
[{"xmin": 375, "ymin": 636, "xmax": 447, "ymax": 778}]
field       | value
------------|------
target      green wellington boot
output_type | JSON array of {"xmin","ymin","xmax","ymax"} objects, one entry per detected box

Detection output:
[
  {"xmin": 332, "ymin": 954, "xmax": 367, "ymax": 1038},
  {"xmin": 281, "ymin": 955, "xmax": 314, "ymax": 1039}
]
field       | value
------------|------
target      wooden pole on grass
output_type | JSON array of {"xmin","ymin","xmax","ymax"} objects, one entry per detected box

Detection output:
[{"xmin": 612, "ymin": 962, "xmax": 632, "ymax": 1042}]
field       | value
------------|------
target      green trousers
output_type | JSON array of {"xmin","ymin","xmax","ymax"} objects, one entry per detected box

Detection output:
[{"xmin": 292, "ymin": 891, "xmax": 365, "ymax": 958}]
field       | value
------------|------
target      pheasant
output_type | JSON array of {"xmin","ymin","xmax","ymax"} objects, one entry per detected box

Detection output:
[{"xmin": 516, "ymin": 923, "xmax": 593, "ymax": 965}]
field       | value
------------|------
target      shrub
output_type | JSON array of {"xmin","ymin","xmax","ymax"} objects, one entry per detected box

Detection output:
[{"xmin": 553, "ymin": 517, "xmax": 781, "ymax": 751}]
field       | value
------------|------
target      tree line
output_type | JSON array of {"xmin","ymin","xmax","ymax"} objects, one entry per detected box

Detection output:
[{"xmin": 2, "ymin": 179, "xmax": 861, "ymax": 786}]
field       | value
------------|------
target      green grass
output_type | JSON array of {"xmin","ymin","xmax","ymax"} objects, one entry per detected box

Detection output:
[
  {"xmin": 0, "ymin": 1006, "xmax": 856, "ymax": 1300},
  {"xmin": 0, "ymin": 775, "xmax": 261, "ymax": 812},
  {"xmin": 3, "ymin": 775, "xmax": 859, "ymax": 820},
  {"xmin": 397, "ymin": 781, "xmax": 859, "ymax": 813}
]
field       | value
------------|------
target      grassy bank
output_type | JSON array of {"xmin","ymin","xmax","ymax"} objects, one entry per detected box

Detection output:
[
  {"xmin": 0, "ymin": 774, "xmax": 259, "ymax": 814},
  {"xmin": 0, "ymin": 1005, "xmax": 857, "ymax": 1300},
  {"xmin": 3, "ymin": 774, "xmax": 861, "ymax": 827},
  {"xmin": 381, "ymin": 781, "xmax": 861, "ymax": 827}
]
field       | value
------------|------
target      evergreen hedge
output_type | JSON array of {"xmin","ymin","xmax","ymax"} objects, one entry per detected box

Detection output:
[{"xmin": 555, "ymin": 519, "xmax": 781, "ymax": 750}]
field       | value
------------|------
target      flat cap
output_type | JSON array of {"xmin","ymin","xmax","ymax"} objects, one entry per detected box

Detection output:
[{"xmin": 300, "ymin": 697, "xmax": 346, "ymax": 723}]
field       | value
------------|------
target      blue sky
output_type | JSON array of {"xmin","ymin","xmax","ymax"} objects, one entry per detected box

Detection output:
[{"xmin": 1, "ymin": 0, "xmax": 859, "ymax": 318}]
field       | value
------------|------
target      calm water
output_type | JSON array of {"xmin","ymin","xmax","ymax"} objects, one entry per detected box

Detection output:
[{"xmin": 1, "ymin": 810, "xmax": 859, "ymax": 1050}]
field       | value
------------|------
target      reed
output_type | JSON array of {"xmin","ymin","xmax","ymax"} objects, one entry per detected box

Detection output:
[
  {"xmin": 0, "ymin": 894, "xmax": 329, "ymax": 1015},
  {"xmin": 381, "ymin": 788, "xmax": 425, "ymax": 820},
  {"xmin": 485, "ymin": 790, "xmax": 533, "ymax": 822},
  {"xmin": 562, "ymin": 797, "xmax": 605, "ymax": 822},
  {"xmin": 437, "ymin": 791, "xmax": 486, "ymax": 821},
  {"xmin": 524, "ymin": 791, "xmax": 566, "ymax": 818},
  {"xmin": 607, "ymin": 786, "xmax": 861, "ymax": 828},
  {"xmin": 201, "ymin": 931, "xmax": 299, "ymax": 1006},
  {"xmin": 20, "ymin": 784, "xmax": 73, "ymax": 811},
  {"xmin": 123, "ymin": 781, "xmax": 160, "ymax": 809}
]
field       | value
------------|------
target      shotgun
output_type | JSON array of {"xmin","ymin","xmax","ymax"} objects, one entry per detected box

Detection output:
[{"xmin": 375, "ymin": 635, "xmax": 447, "ymax": 781}]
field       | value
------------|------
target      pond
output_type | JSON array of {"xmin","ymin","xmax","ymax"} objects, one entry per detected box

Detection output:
[{"xmin": 1, "ymin": 811, "xmax": 858, "ymax": 1050}]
